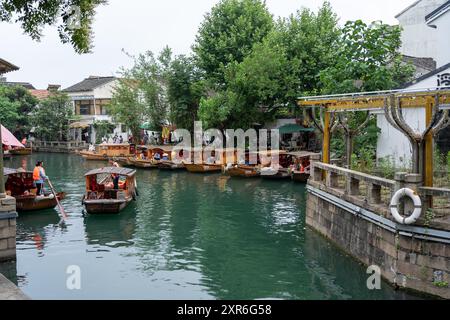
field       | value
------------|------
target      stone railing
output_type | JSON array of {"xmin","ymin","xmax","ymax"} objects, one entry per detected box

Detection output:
[
  {"xmin": 311, "ymin": 162, "xmax": 396, "ymax": 205},
  {"xmin": 309, "ymin": 161, "xmax": 450, "ymax": 229},
  {"xmin": 32, "ymin": 141, "xmax": 87, "ymax": 153}
]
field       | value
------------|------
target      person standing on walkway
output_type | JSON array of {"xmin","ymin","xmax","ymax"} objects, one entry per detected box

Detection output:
[{"xmin": 33, "ymin": 161, "xmax": 48, "ymax": 195}]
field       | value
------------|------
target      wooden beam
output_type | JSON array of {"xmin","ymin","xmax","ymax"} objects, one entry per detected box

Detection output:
[
  {"xmin": 322, "ymin": 110, "xmax": 331, "ymax": 165},
  {"xmin": 424, "ymin": 97, "xmax": 434, "ymax": 188}
]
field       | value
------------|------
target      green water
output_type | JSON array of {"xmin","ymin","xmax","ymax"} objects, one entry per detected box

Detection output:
[{"xmin": 0, "ymin": 153, "xmax": 420, "ymax": 300}]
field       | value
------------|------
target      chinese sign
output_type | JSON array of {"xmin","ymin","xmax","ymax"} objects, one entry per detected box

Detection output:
[{"xmin": 437, "ymin": 73, "xmax": 450, "ymax": 87}]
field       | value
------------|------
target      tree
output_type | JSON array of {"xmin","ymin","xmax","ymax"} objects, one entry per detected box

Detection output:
[
  {"xmin": 31, "ymin": 92, "xmax": 73, "ymax": 141},
  {"xmin": 193, "ymin": 0, "xmax": 273, "ymax": 85},
  {"xmin": 109, "ymin": 49, "xmax": 172, "ymax": 143},
  {"xmin": 167, "ymin": 55, "xmax": 204, "ymax": 131},
  {"xmin": 0, "ymin": 0, "xmax": 106, "ymax": 53},
  {"xmin": 197, "ymin": 2, "xmax": 340, "ymax": 130},
  {"xmin": 319, "ymin": 20, "xmax": 415, "ymax": 167},
  {"xmin": 0, "ymin": 85, "xmax": 38, "ymax": 137}
]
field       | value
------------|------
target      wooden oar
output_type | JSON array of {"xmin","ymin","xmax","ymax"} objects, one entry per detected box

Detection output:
[{"xmin": 47, "ymin": 178, "xmax": 67, "ymax": 219}]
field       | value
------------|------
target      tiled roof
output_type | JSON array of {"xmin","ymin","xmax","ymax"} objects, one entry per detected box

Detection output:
[
  {"xmin": 401, "ymin": 62, "xmax": 450, "ymax": 88},
  {"xmin": 0, "ymin": 58, "xmax": 19, "ymax": 75},
  {"xmin": 402, "ymin": 55, "xmax": 437, "ymax": 72},
  {"xmin": 63, "ymin": 76, "xmax": 117, "ymax": 93},
  {"xmin": 426, "ymin": 0, "xmax": 450, "ymax": 22},
  {"xmin": 0, "ymin": 81, "xmax": 35, "ymax": 89},
  {"xmin": 29, "ymin": 90, "xmax": 51, "ymax": 100}
]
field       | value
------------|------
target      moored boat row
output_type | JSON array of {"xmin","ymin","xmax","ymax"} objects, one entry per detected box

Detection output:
[{"xmin": 77, "ymin": 143, "xmax": 317, "ymax": 182}]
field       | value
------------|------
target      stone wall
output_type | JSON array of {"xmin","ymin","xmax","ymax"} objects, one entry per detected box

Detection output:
[
  {"xmin": 0, "ymin": 196, "xmax": 17, "ymax": 262},
  {"xmin": 306, "ymin": 186, "xmax": 450, "ymax": 299}
]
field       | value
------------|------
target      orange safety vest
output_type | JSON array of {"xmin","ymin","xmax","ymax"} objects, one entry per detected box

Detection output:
[{"xmin": 33, "ymin": 167, "xmax": 41, "ymax": 181}]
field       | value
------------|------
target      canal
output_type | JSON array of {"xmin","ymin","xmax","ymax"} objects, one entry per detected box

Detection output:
[{"xmin": 0, "ymin": 153, "xmax": 420, "ymax": 299}]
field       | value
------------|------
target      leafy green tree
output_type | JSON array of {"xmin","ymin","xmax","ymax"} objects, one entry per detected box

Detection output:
[
  {"xmin": 198, "ymin": 2, "xmax": 340, "ymax": 129},
  {"xmin": 31, "ymin": 92, "xmax": 73, "ymax": 141},
  {"xmin": 320, "ymin": 20, "xmax": 414, "ymax": 94},
  {"xmin": 0, "ymin": 0, "xmax": 106, "ymax": 53},
  {"xmin": 193, "ymin": 0, "xmax": 273, "ymax": 85},
  {"xmin": 0, "ymin": 85, "xmax": 38, "ymax": 137},
  {"xmin": 109, "ymin": 48, "xmax": 172, "ymax": 142},
  {"xmin": 167, "ymin": 55, "xmax": 204, "ymax": 131},
  {"xmin": 93, "ymin": 120, "xmax": 115, "ymax": 144},
  {"xmin": 320, "ymin": 20, "xmax": 414, "ymax": 166}
]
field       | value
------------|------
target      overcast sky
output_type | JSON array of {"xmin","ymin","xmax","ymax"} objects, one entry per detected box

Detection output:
[{"xmin": 0, "ymin": 0, "xmax": 414, "ymax": 89}]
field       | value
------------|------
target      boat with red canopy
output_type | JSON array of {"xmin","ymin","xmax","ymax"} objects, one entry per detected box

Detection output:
[{"xmin": 3, "ymin": 167, "xmax": 66, "ymax": 212}]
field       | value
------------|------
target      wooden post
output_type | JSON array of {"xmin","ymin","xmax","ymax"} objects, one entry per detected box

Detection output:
[
  {"xmin": 322, "ymin": 109, "xmax": 331, "ymax": 165},
  {"xmin": 424, "ymin": 98, "xmax": 434, "ymax": 188}
]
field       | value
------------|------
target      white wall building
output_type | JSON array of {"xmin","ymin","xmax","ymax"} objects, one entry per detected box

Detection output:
[
  {"xmin": 63, "ymin": 76, "xmax": 129, "ymax": 144},
  {"xmin": 376, "ymin": 63, "xmax": 450, "ymax": 165},
  {"xmin": 396, "ymin": 0, "xmax": 447, "ymax": 61},
  {"xmin": 426, "ymin": 1, "xmax": 450, "ymax": 67}
]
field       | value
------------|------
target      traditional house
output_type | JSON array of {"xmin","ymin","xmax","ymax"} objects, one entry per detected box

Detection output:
[
  {"xmin": 426, "ymin": 0, "xmax": 450, "ymax": 67},
  {"xmin": 375, "ymin": 0, "xmax": 450, "ymax": 166},
  {"xmin": 376, "ymin": 62, "xmax": 450, "ymax": 165},
  {"xmin": 0, "ymin": 58, "xmax": 19, "ymax": 76},
  {"xmin": 63, "ymin": 76, "xmax": 128, "ymax": 144},
  {"xmin": 396, "ymin": 0, "xmax": 447, "ymax": 62}
]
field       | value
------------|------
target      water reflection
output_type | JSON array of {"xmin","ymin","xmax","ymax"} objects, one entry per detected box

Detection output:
[{"xmin": 0, "ymin": 154, "xmax": 423, "ymax": 300}]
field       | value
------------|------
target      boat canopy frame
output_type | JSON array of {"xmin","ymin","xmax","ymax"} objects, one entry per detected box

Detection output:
[{"xmin": 84, "ymin": 167, "xmax": 136, "ymax": 177}]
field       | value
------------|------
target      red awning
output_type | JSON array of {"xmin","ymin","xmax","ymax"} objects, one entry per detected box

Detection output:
[{"xmin": 1, "ymin": 125, "xmax": 24, "ymax": 148}]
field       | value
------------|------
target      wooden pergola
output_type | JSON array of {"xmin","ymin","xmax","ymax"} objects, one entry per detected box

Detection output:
[{"xmin": 297, "ymin": 89, "xmax": 450, "ymax": 188}]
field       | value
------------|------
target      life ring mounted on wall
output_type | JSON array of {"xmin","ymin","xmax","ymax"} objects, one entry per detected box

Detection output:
[{"xmin": 390, "ymin": 188, "xmax": 422, "ymax": 225}]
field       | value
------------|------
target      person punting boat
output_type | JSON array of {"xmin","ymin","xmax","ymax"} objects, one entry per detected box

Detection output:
[
  {"xmin": 3, "ymin": 165, "xmax": 66, "ymax": 212},
  {"xmin": 82, "ymin": 167, "xmax": 137, "ymax": 214}
]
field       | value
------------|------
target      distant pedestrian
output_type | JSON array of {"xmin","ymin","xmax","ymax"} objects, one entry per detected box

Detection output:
[{"xmin": 119, "ymin": 135, "xmax": 124, "ymax": 144}]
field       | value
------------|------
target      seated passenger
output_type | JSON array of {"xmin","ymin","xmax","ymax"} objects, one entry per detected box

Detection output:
[
  {"xmin": 154, "ymin": 153, "xmax": 161, "ymax": 161},
  {"xmin": 206, "ymin": 156, "xmax": 216, "ymax": 164},
  {"xmin": 162, "ymin": 153, "xmax": 169, "ymax": 161}
]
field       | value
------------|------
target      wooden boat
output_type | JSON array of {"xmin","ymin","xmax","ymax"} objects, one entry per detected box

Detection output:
[
  {"xmin": 82, "ymin": 167, "xmax": 137, "ymax": 214},
  {"xmin": 79, "ymin": 143, "xmax": 136, "ymax": 161},
  {"xmin": 223, "ymin": 164, "xmax": 260, "ymax": 178},
  {"xmin": 184, "ymin": 148, "xmax": 236, "ymax": 174},
  {"xmin": 260, "ymin": 167, "xmax": 292, "ymax": 180},
  {"xmin": 114, "ymin": 157, "xmax": 134, "ymax": 167},
  {"xmin": 158, "ymin": 160, "xmax": 185, "ymax": 170},
  {"xmin": 129, "ymin": 158, "xmax": 159, "ymax": 169},
  {"xmin": 184, "ymin": 163, "xmax": 223, "ymax": 173},
  {"xmin": 3, "ymin": 168, "xmax": 66, "ymax": 212},
  {"xmin": 9, "ymin": 147, "xmax": 32, "ymax": 155},
  {"xmin": 288, "ymin": 151, "xmax": 319, "ymax": 183}
]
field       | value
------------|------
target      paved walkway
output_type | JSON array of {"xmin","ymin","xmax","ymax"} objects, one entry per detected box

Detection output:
[{"xmin": 0, "ymin": 273, "xmax": 29, "ymax": 300}]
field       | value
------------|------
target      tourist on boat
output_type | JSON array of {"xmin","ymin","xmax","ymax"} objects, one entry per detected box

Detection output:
[
  {"xmin": 143, "ymin": 132, "xmax": 149, "ymax": 145},
  {"xmin": 17, "ymin": 159, "xmax": 27, "ymax": 173},
  {"xmin": 206, "ymin": 155, "xmax": 216, "ymax": 164},
  {"xmin": 162, "ymin": 153, "xmax": 169, "ymax": 161},
  {"xmin": 33, "ymin": 161, "xmax": 48, "ymax": 196},
  {"xmin": 154, "ymin": 153, "xmax": 161, "ymax": 161},
  {"xmin": 21, "ymin": 137, "xmax": 27, "ymax": 145},
  {"xmin": 88, "ymin": 144, "xmax": 95, "ymax": 152}
]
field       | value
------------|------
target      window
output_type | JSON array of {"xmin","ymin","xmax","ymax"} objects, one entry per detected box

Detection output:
[
  {"xmin": 95, "ymin": 99, "xmax": 111, "ymax": 115},
  {"xmin": 75, "ymin": 100, "xmax": 94, "ymax": 115}
]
